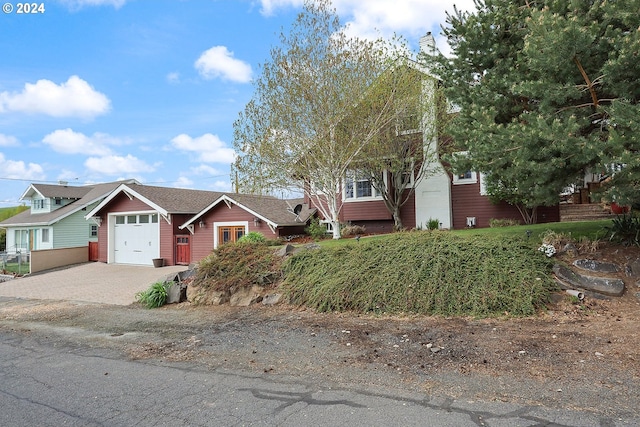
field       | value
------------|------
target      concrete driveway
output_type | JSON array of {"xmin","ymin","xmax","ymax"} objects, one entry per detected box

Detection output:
[{"xmin": 0, "ymin": 263, "xmax": 187, "ymax": 305}]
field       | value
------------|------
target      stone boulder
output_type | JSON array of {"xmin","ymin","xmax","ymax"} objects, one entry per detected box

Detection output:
[{"xmin": 573, "ymin": 259, "xmax": 621, "ymax": 274}]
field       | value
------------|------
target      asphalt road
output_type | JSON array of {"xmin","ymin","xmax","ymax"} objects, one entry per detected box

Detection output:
[{"xmin": 0, "ymin": 330, "xmax": 629, "ymax": 427}]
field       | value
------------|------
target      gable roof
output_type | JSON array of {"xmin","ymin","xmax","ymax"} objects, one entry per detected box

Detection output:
[
  {"xmin": 87, "ymin": 183, "xmax": 315, "ymax": 231},
  {"xmin": 20, "ymin": 183, "xmax": 92, "ymax": 201},
  {"xmin": 0, "ymin": 181, "xmax": 131, "ymax": 228},
  {"xmin": 85, "ymin": 183, "xmax": 224, "ymax": 219},
  {"xmin": 180, "ymin": 193, "xmax": 315, "ymax": 232}
]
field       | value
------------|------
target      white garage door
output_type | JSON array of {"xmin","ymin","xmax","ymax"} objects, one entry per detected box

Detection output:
[{"xmin": 113, "ymin": 214, "xmax": 159, "ymax": 265}]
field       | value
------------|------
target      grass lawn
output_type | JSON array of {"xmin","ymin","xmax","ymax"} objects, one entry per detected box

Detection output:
[
  {"xmin": 1, "ymin": 262, "xmax": 30, "ymax": 275},
  {"xmin": 314, "ymin": 219, "xmax": 612, "ymax": 248}
]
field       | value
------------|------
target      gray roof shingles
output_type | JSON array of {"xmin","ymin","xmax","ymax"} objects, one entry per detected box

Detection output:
[{"xmin": 0, "ymin": 181, "xmax": 125, "ymax": 227}]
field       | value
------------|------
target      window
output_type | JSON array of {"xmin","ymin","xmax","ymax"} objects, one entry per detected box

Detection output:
[
  {"xmin": 139, "ymin": 214, "xmax": 149, "ymax": 224},
  {"xmin": 127, "ymin": 215, "xmax": 137, "ymax": 224},
  {"xmin": 151, "ymin": 214, "xmax": 158, "ymax": 223},
  {"xmin": 344, "ymin": 171, "xmax": 381, "ymax": 200},
  {"xmin": 55, "ymin": 198, "xmax": 62, "ymax": 205},
  {"xmin": 33, "ymin": 199, "xmax": 45, "ymax": 209},
  {"xmin": 451, "ymin": 151, "xmax": 478, "ymax": 185},
  {"xmin": 90, "ymin": 225, "xmax": 98, "ymax": 237},
  {"xmin": 453, "ymin": 170, "xmax": 477, "ymax": 185},
  {"xmin": 116, "ymin": 216, "xmax": 125, "ymax": 224},
  {"xmin": 219, "ymin": 226, "xmax": 245, "ymax": 245},
  {"xmin": 41, "ymin": 228, "xmax": 49, "ymax": 243}
]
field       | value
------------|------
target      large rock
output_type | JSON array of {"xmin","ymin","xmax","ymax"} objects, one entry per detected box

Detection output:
[
  {"xmin": 229, "ymin": 285, "xmax": 264, "ymax": 306},
  {"xmin": 186, "ymin": 285, "xmax": 229, "ymax": 305},
  {"xmin": 573, "ymin": 259, "xmax": 621, "ymax": 273},
  {"xmin": 553, "ymin": 264, "xmax": 625, "ymax": 297},
  {"xmin": 628, "ymin": 258, "xmax": 640, "ymax": 277}
]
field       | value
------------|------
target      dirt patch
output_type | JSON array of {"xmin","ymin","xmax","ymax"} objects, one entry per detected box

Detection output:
[{"xmin": 0, "ymin": 242, "xmax": 639, "ymax": 418}]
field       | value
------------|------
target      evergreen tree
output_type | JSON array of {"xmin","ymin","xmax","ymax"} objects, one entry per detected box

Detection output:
[{"xmin": 435, "ymin": 0, "xmax": 640, "ymax": 222}]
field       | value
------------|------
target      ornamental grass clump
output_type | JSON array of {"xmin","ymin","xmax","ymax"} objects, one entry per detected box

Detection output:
[
  {"xmin": 282, "ymin": 232, "xmax": 557, "ymax": 317},
  {"xmin": 135, "ymin": 281, "xmax": 169, "ymax": 309}
]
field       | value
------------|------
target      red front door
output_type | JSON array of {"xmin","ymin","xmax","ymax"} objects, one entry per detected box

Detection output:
[{"xmin": 175, "ymin": 236, "xmax": 191, "ymax": 265}]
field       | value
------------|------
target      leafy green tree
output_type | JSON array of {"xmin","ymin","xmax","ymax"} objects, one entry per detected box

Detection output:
[
  {"xmin": 355, "ymin": 65, "xmax": 446, "ymax": 230},
  {"xmin": 435, "ymin": 0, "xmax": 640, "ymax": 222},
  {"xmin": 233, "ymin": 0, "xmax": 415, "ymax": 238}
]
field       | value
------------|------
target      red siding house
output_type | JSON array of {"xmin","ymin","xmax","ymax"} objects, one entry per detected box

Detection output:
[
  {"xmin": 85, "ymin": 183, "xmax": 314, "ymax": 266},
  {"xmin": 306, "ymin": 33, "xmax": 560, "ymax": 232}
]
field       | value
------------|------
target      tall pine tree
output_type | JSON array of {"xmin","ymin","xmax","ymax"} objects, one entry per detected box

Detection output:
[{"xmin": 435, "ymin": 0, "xmax": 640, "ymax": 222}]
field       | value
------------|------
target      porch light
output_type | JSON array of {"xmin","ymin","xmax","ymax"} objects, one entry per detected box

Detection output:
[
  {"xmin": 199, "ymin": 220, "xmax": 206, "ymax": 228},
  {"xmin": 253, "ymin": 217, "xmax": 261, "ymax": 227}
]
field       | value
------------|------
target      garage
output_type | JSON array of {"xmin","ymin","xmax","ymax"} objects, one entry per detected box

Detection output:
[{"xmin": 112, "ymin": 213, "xmax": 159, "ymax": 266}]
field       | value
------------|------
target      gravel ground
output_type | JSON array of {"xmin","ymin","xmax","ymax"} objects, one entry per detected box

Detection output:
[{"xmin": 0, "ymin": 242, "xmax": 638, "ymax": 420}]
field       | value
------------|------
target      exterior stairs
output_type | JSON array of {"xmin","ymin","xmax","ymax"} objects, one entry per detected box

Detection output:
[{"xmin": 559, "ymin": 203, "xmax": 615, "ymax": 222}]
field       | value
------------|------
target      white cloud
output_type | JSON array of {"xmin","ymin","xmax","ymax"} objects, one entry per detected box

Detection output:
[
  {"xmin": 42, "ymin": 128, "xmax": 126, "ymax": 155},
  {"xmin": 171, "ymin": 133, "xmax": 236, "ymax": 164},
  {"xmin": 174, "ymin": 176, "xmax": 194, "ymax": 188},
  {"xmin": 192, "ymin": 164, "xmax": 223, "ymax": 176},
  {"xmin": 59, "ymin": 0, "xmax": 127, "ymax": 10},
  {"xmin": 259, "ymin": 0, "xmax": 303, "ymax": 16},
  {"xmin": 0, "ymin": 134, "xmax": 19, "ymax": 147},
  {"xmin": 195, "ymin": 46, "xmax": 252, "ymax": 83},
  {"xmin": 0, "ymin": 76, "xmax": 111, "ymax": 118},
  {"xmin": 211, "ymin": 180, "xmax": 232, "ymax": 192},
  {"xmin": 85, "ymin": 154, "xmax": 154, "ymax": 175},
  {"xmin": 258, "ymin": 0, "xmax": 476, "ymax": 55},
  {"xmin": 0, "ymin": 152, "xmax": 45, "ymax": 180},
  {"xmin": 166, "ymin": 72, "xmax": 180, "ymax": 84}
]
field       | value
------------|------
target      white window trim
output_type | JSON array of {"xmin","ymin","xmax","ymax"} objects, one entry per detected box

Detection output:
[
  {"xmin": 451, "ymin": 151, "xmax": 478, "ymax": 185},
  {"xmin": 343, "ymin": 170, "xmax": 386, "ymax": 202},
  {"xmin": 479, "ymin": 173, "xmax": 488, "ymax": 195},
  {"xmin": 453, "ymin": 171, "xmax": 478, "ymax": 185},
  {"xmin": 213, "ymin": 221, "xmax": 249, "ymax": 249}
]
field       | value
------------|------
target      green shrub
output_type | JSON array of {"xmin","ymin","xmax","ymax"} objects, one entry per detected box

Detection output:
[
  {"xmin": 427, "ymin": 218, "xmax": 440, "ymax": 230},
  {"xmin": 282, "ymin": 233, "xmax": 556, "ymax": 317},
  {"xmin": 193, "ymin": 242, "xmax": 283, "ymax": 292},
  {"xmin": 136, "ymin": 282, "xmax": 169, "ymax": 309},
  {"xmin": 489, "ymin": 218, "xmax": 521, "ymax": 227},
  {"xmin": 605, "ymin": 213, "xmax": 640, "ymax": 246},
  {"xmin": 305, "ymin": 217, "xmax": 327, "ymax": 240},
  {"xmin": 237, "ymin": 231, "xmax": 266, "ymax": 243}
]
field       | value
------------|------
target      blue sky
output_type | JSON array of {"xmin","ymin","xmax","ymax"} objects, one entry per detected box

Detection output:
[{"xmin": 0, "ymin": 0, "xmax": 472, "ymax": 205}]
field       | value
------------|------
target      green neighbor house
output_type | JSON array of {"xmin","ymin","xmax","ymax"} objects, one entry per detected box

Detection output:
[{"xmin": 0, "ymin": 180, "xmax": 137, "ymax": 273}]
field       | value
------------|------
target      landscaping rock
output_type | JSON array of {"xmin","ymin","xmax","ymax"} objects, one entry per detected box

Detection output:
[
  {"xmin": 573, "ymin": 259, "xmax": 621, "ymax": 274},
  {"xmin": 229, "ymin": 285, "xmax": 264, "ymax": 307},
  {"xmin": 628, "ymin": 258, "xmax": 640, "ymax": 277},
  {"xmin": 553, "ymin": 264, "xmax": 625, "ymax": 297},
  {"xmin": 262, "ymin": 293, "xmax": 283, "ymax": 306},
  {"xmin": 186, "ymin": 285, "xmax": 229, "ymax": 305},
  {"xmin": 0, "ymin": 274, "xmax": 15, "ymax": 283},
  {"xmin": 276, "ymin": 244, "xmax": 296, "ymax": 257},
  {"xmin": 560, "ymin": 243, "xmax": 579, "ymax": 257}
]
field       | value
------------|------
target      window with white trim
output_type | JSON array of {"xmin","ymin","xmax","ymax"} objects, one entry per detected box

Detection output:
[
  {"xmin": 452, "ymin": 170, "xmax": 478, "ymax": 185},
  {"xmin": 344, "ymin": 171, "xmax": 382, "ymax": 200},
  {"xmin": 451, "ymin": 151, "xmax": 478, "ymax": 185},
  {"xmin": 41, "ymin": 228, "xmax": 49, "ymax": 243}
]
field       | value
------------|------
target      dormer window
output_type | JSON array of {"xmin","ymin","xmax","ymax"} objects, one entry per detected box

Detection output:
[
  {"xmin": 55, "ymin": 198, "xmax": 62, "ymax": 205},
  {"xmin": 33, "ymin": 199, "xmax": 45, "ymax": 209}
]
